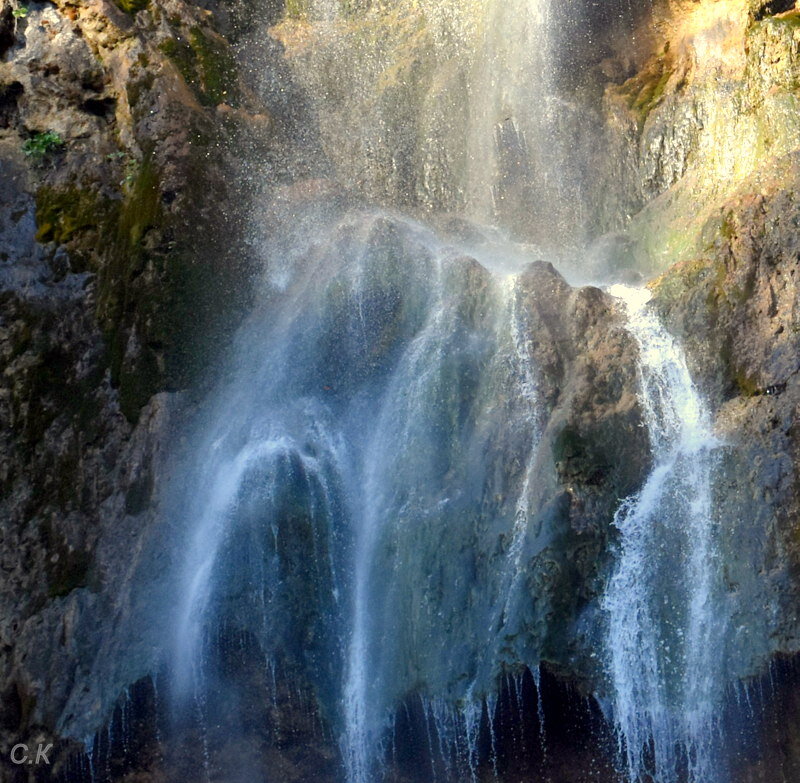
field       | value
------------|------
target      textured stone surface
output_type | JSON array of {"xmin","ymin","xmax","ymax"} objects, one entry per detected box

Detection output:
[
  {"xmin": 0, "ymin": 0, "xmax": 311, "ymax": 777},
  {"xmin": 593, "ymin": 0, "xmax": 800, "ymax": 274},
  {"xmin": 650, "ymin": 162, "xmax": 800, "ymax": 680},
  {"xmin": 1, "ymin": 0, "xmax": 800, "ymax": 780}
]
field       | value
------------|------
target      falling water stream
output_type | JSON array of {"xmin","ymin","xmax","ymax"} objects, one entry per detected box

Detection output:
[
  {"xmin": 269, "ymin": 0, "xmax": 578, "ymax": 237},
  {"xmin": 604, "ymin": 286, "xmax": 728, "ymax": 783}
]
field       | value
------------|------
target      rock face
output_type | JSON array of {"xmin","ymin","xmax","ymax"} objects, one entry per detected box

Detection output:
[
  {"xmin": 0, "ymin": 0, "xmax": 317, "ymax": 777},
  {"xmin": 1, "ymin": 0, "xmax": 800, "ymax": 781},
  {"xmin": 592, "ymin": 0, "xmax": 800, "ymax": 275},
  {"xmin": 650, "ymin": 165, "xmax": 800, "ymax": 678}
]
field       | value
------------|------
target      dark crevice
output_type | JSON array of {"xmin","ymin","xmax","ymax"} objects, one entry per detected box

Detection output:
[
  {"xmin": 389, "ymin": 667, "xmax": 619, "ymax": 782},
  {"xmin": 753, "ymin": 0, "xmax": 797, "ymax": 20},
  {"xmin": 80, "ymin": 96, "xmax": 117, "ymax": 120},
  {"xmin": 80, "ymin": 72, "xmax": 108, "ymax": 92},
  {"xmin": 0, "ymin": 81, "xmax": 23, "ymax": 129},
  {"xmin": 0, "ymin": 6, "xmax": 15, "ymax": 59}
]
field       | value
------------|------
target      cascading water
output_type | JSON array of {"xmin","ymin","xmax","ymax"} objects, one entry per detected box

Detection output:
[
  {"xmin": 165, "ymin": 206, "xmax": 560, "ymax": 782},
  {"xmin": 603, "ymin": 286, "xmax": 730, "ymax": 783}
]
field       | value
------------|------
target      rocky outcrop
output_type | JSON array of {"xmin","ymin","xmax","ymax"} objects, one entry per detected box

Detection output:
[
  {"xmin": 648, "ymin": 159, "xmax": 800, "ymax": 678},
  {"xmin": 511, "ymin": 262, "xmax": 650, "ymax": 680},
  {"xmin": 592, "ymin": 0, "xmax": 800, "ymax": 275},
  {"xmin": 0, "ymin": 0, "xmax": 319, "ymax": 777}
]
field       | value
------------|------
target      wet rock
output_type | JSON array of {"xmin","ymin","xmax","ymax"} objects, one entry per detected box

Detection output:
[
  {"xmin": 649, "ymin": 164, "xmax": 800, "ymax": 684},
  {"xmin": 0, "ymin": 0, "xmax": 316, "ymax": 774}
]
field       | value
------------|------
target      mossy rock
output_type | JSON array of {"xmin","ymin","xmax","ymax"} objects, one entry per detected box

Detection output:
[
  {"xmin": 34, "ymin": 187, "xmax": 116, "ymax": 269},
  {"xmin": 553, "ymin": 425, "xmax": 611, "ymax": 487},
  {"xmin": 33, "ymin": 121, "xmax": 249, "ymax": 423},
  {"xmin": 650, "ymin": 258, "xmax": 717, "ymax": 309},
  {"xmin": 34, "ymin": 165, "xmax": 168, "ymax": 422},
  {"xmin": 284, "ymin": 0, "xmax": 369, "ymax": 17},
  {"xmin": 715, "ymin": 336, "xmax": 763, "ymax": 398},
  {"xmin": 96, "ymin": 158, "xmax": 165, "ymax": 419}
]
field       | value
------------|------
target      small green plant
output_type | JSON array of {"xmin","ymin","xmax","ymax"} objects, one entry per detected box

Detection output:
[
  {"xmin": 107, "ymin": 151, "xmax": 139, "ymax": 188},
  {"xmin": 23, "ymin": 131, "xmax": 65, "ymax": 160},
  {"xmin": 12, "ymin": 6, "xmax": 29, "ymax": 18}
]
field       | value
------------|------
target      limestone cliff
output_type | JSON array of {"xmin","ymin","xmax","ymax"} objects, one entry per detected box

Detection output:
[
  {"xmin": 593, "ymin": 0, "xmax": 800, "ymax": 273},
  {"xmin": 1, "ymin": 0, "xmax": 800, "ymax": 781}
]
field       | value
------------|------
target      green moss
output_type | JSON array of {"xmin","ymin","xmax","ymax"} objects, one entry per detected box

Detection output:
[
  {"xmin": 34, "ymin": 187, "xmax": 114, "ymax": 252},
  {"xmin": 113, "ymin": 0, "xmax": 149, "ymax": 13},
  {"xmin": 719, "ymin": 212, "xmax": 736, "ymax": 241},
  {"xmin": 97, "ymin": 157, "xmax": 164, "ymax": 420},
  {"xmin": 293, "ymin": 0, "xmax": 371, "ymax": 17},
  {"xmin": 96, "ymin": 149, "xmax": 244, "ymax": 421},
  {"xmin": 340, "ymin": 0, "xmax": 372, "ymax": 16},
  {"xmin": 734, "ymin": 367, "xmax": 760, "ymax": 397},
  {"xmin": 8, "ymin": 323, "xmax": 31, "ymax": 362},
  {"xmin": 615, "ymin": 53, "xmax": 674, "ymax": 126},
  {"xmin": 35, "ymin": 162, "xmax": 168, "ymax": 425},
  {"xmin": 285, "ymin": 0, "xmax": 310, "ymax": 18},
  {"xmin": 553, "ymin": 425, "xmax": 585, "ymax": 464},
  {"xmin": 117, "ymin": 158, "xmax": 161, "ymax": 247},
  {"xmin": 189, "ymin": 27, "xmax": 239, "ymax": 105},
  {"xmin": 33, "ymin": 181, "xmax": 162, "ymax": 374},
  {"xmin": 34, "ymin": 128, "xmax": 247, "ymax": 426},
  {"xmin": 17, "ymin": 340, "xmax": 106, "ymax": 454},
  {"xmin": 160, "ymin": 37, "xmax": 197, "ymax": 87},
  {"xmin": 160, "ymin": 27, "xmax": 239, "ymax": 107}
]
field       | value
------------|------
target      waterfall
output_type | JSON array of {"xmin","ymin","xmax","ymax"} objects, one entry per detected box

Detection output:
[
  {"xmin": 603, "ymin": 286, "xmax": 730, "ymax": 783},
  {"xmin": 165, "ymin": 207, "xmax": 558, "ymax": 782},
  {"xmin": 146, "ymin": 3, "xmax": 754, "ymax": 782},
  {"xmin": 270, "ymin": 0, "xmax": 579, "ymax": 240}
]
